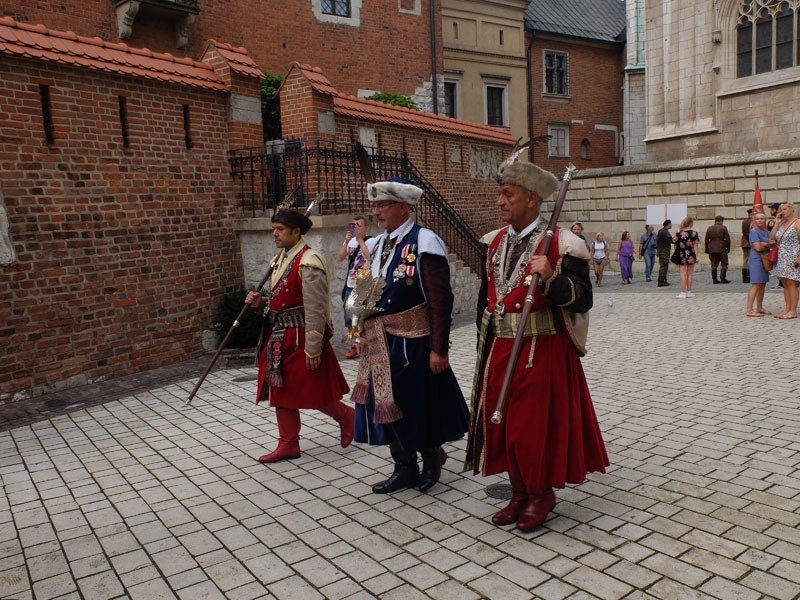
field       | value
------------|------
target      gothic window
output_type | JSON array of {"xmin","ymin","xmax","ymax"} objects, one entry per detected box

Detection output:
[
  {"xmin": 736, "ymin": 0, "xmax": 800, "ymax": 77},
  {"xmin": 322, "ymin": 0, "xmax": 350, "ymax": 16},
  {"xmin": 580, "ymin": 138, "xmax": 591, "ymax": 160},
  {"xmin": 544, "ymin": 51, "xmax": 569, "ymax": 95},
  {"xmin": 548, "ymin": 124, "xmax": 569, "ymax": 157}
]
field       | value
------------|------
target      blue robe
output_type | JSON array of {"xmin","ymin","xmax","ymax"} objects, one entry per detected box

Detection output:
[{"xmin": 354, "ymin": 224, "xmax": 469, "ymax": 451}]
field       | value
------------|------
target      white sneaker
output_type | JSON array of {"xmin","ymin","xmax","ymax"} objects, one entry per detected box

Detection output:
[
  {"xmin": 676, "ymin": 292, "xmax": 687, "ymax": 299},
  {"xmin": 769, "ymin": 284, "xmax": 782, "ymax": 291},
  {"xmin": 686, "ymin": 291, "xmax": 695, "ymax": 298}
]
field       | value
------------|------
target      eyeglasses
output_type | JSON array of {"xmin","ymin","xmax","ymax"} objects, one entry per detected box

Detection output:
[{"xmin": 373, "ymin": 201, "xmax": 399, "ymax": 212}]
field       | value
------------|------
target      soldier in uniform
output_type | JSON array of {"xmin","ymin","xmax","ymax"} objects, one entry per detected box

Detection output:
[
  {"xmin": 245, "ymin": 209, "xmax": 353, "ymax": 463},
  {"xmin": 465, "ymin": 157, "xmax": 608, "ymax": 531},
  {"xmin": 704, "ymin": 215, "xmax": 731, "ymax": 284}
]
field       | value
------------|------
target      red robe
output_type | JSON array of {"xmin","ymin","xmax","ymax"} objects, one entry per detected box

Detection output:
[
  {"xmin": 256, "ymin": 246, "xmax": 349, "ymax": 409},
  {"xmin": 466, "ymin": 227, "xmax": 608, "ymax": 491}
]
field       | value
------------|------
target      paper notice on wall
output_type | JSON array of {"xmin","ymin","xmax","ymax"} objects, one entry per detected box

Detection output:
[
  {"xmin": 647, "ymin": 203, "xmax": 687, "ymax": 225},
  {"xmin": 666, "ymin": 203, "xmax": 687, "ymax": 225}
]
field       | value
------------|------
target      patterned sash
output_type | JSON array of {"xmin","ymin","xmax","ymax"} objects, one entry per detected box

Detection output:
[
  {"xmin": 267, "ymin": 305, "xmax": 305, "ymax": 388},
  {"xmin": 351, "ymin": 303, "xmax": 430, "ymax": 424}
]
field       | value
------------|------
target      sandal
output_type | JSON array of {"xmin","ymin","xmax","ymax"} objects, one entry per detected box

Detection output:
[
  {"xmin": 746, "ymin": 312, "xmax": 765, "ymax": 317},
  {"xmin": 757, "ymin": 310, "xmax": 772, "ymax": 315},
  {"xmin": 776, "ymin": 313, "xmax": 798, "ymax": 319}
]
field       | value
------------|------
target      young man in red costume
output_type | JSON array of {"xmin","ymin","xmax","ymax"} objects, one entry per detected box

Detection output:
[
  {"xmin": 245, "ymin": 208, "xmax": 353, "ymax": 463},
  {"xmin": 464, "ymin": 157, "xmax": 609, "ymax": 531}
]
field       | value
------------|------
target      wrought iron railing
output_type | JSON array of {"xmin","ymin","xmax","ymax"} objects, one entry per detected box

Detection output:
[
  {"xmin": 228, "ymin": 140, "xmax": 406, "ymax": 216},
  {"xmin": 402, "ymin": 161, "xmax": 484, "ymax": 275},
  {"xmin": 228, "ymin": 140, "xmax": 483, "ymax": 273}
]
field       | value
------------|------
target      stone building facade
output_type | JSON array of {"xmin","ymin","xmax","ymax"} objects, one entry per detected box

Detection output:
[{"xmin": 440, "ymin": 0, "xmax": 530, "ymax": 141}]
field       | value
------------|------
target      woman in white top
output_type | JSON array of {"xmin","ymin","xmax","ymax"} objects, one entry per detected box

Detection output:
[{"xmin": 592, "ymin": 232, "xmax": 608, "ymax": 286}]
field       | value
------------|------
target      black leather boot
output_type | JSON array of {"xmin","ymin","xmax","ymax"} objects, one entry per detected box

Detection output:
[
  {"xmin": 712, "ymin": 268, "xmax": 719, "ymax": 284},
  {"xmin": 720, "ymin": 269, "xmax": 731, "ymax": 283},
  {"xmin": 372, "ymin": 442, "xmax": 419, "ymax": 494},
  {"xmin": 417, "ymin": 447, "xmax": 447, "ymax": 492}
]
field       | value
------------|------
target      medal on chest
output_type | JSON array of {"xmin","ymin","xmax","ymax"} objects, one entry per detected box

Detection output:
[{"xmin": 392, "ymin": 244, "xmax": 417, "ymax": 284}]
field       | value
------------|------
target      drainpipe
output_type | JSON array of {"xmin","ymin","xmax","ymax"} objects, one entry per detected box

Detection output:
[
  {"xmin": 430, "ymin": 0, "xmax": 439, "ymax": 114},
  {"xmin": 526, "ymin": 30, "xmax": 535, "ymax": 160}
]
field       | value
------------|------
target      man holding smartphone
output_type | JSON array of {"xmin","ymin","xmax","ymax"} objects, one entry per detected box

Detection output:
[{"xmin": 336, "ymin": 216, "xmax": 371, "ymax": 358}]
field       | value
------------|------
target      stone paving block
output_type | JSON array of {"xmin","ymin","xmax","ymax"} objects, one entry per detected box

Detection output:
[
  {"xmin": 76, "ymin": 570, "xmax": 124, "ymax": 599},
  {"xmin": 292, "ymin": 555, "xmax": 347, "ymax": 588},
  {"xmin": 540, "ymin": 555, "xmax": 581, "ymax": 578},
  {"xmin": 639, "ymin": 532, "xmax": 691, "ymax": 557},
  {"xmin": 771, "ymin": 557, "xmax": 800, "ymax": 585},
  {"xmin": 489, "ymin": 556, "xmax": 550, "ymax": 589},
  {"xmin": 32, "ymin": 572, "xmax": 78, "ymax": 600},
  {"xmin": 225, "ymin": 580, "xmax": 272, "ymax": 600},
  {"xmin": 127, "ymin": 577, "xmax": 179, "ymax": 599},
  {"xmin": 214, "ymin": 524, "xmax": 259, "ymax": 551},
  {"xmin": 204, "ymin": 558, "xmax": 257, "ymax": 592},
  {"xmin": 416, "ymin": 520, "xmax": 460, "ymax": 543},
  {"xmin": 175, "ymin": 579, "xmax": 226, "ymax": 600},
  {"xmin": 564, "ymin": 564, "xmax": 634, "ymax": 599},
  {"xmin": 740, "ymin": 570, "xmax": 800, "ymax": 600},
  {"xmin": 0, "ymin": 564, "xmax": 31, "ymax": 596},
  {"xmin": 151, "ymin": 545, "xmax": 198, "ymax": 577},
  {"xmin": 265, "ymin": 574, "xmax": 324, "ymax": 600},
  {"xmin": 361, "ymin": 571, "xmax": 406, "ymax": 596},
  {"xmin": 468, "ymin": 572, "xmax": 535, "ymax": 600},
  {"xmin": 641, "ymin": 552, "xmax": 711, "ymax": 587},
  {"xmin": 371, "ymin": 519, "xmax": 422, "ymax": 546}
]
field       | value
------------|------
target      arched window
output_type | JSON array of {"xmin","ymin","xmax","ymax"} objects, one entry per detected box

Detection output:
[
  {"xmin": 737, "ymin": 0, "xmax": 800, "ymax": 78},
  {"xmin": 580, "ymin": 138, "xmax": 591, "ymax": 160}
]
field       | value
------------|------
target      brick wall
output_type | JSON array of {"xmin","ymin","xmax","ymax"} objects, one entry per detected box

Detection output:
[
  {"xmin": 529, "ymin": 37, "xmax": 624, "ymax": 174},
  {"xmin": 3, "ymin": 0, "xmax": 441, "ymax": 102},
  {"xmin": 279, "ymin": 66, "xmax": 512, "ymax": 238},
  {"xmin": 0, "ymin": 56, "xmax": 258, "ymax": 402}
]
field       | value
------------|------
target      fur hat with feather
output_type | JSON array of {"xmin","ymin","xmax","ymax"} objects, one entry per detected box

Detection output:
[{"xmin": 496, "ymin": 138, "xmax": 559, "ymax": 199}]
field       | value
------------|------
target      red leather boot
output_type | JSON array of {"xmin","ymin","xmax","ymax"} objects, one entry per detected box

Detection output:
[
  {"xmin": 258, "ymin": 408, "xmax": 301, "ymax": 463},
  {"xmin": 320, "ymin": 402, "xmax": 355, "ymax": 448},
  {"xmin": 491, "ymin": 472, "xmax": 528, "ymax": 526},
  {"xmin": 516, "ymin": 487, "xmax": 556, "ymax": 531}
]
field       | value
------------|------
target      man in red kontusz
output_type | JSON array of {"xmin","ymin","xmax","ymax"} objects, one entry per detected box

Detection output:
[
  {"xmin": 464, "ymin": 156, "xmax": 609, "ymax": 531},
  {"xmin": 245, "ymin": 208, "xmax": 353, "ymax": 463}
]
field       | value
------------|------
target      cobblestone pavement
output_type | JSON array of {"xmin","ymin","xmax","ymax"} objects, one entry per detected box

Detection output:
[{"xmin": 1, "ymin": 275, "xmax": 799, "ymax": 600}]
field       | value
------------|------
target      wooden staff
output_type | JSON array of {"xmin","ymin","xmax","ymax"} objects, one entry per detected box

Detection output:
[
  {"xmin": 185, "ymin": 194, "xmax": 322, "ymax": 405},
  {"xmin": 491, "ymin": 164, "xmax": 577, "ymax": 425}
]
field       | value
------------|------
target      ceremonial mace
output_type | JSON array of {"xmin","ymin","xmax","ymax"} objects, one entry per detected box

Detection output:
[
  {"xmin": 185, "ymin": 189, "xmax": 322, "ymax": 405},
  {"xmin": 490, "ymin": 163, "xmax": 577, "ymax": 425}
]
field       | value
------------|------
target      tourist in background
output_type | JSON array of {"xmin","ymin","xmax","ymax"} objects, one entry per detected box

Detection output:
[
  {"xmin": 745, "ymin": 212, "xmax": 771, "ymax": 317},
  {"xmin": 656, "ymin": 220, "xmax": 673, "ymax": 287},
  {"xmin": 673, "ymin": 217, "xmax": 700, "ymax": 299},
  {"xmin": 335, "ymin": 215, "xmax": 371, "ymax": 359},
  {"xmin": 741, "ymin": 208, "xmax": 753, "ymax": 283},
  {"xmin": 639, "ymin": 224, "xmax": 657, "ymax": 282},
  {"xmin": 571, "ymin": 221, "xmax": 592, "ymax": 254},
  {"xmin": 770, "ymin": 203, "xmax": 800, "ymax": 319},
  {"xmin": 591, "ymin": 232, "xmax": 609, "ymax": 286},
  {"xmin": 617, "ymin": 231, "xmax": 634, "ymax": 284}
]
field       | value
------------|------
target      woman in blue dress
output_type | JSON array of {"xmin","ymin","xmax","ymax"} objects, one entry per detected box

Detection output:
[{"xmin": 746, "ymin": 212, "xmax": 771, "ymax": 316}]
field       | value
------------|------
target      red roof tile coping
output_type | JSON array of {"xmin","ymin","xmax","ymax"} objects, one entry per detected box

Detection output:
[
  {"xmin": 286, "ymin": 62, "xmax": 513, "ymax": 146},
  {"xmin": 204, "ymin": 40, "xmax": 263, "ymax": 79},
  {"xmin": 0, "ymin": 16, "xmax": 227, "ymax": 91}
]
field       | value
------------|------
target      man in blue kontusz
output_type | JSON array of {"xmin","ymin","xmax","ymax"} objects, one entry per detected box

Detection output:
[{"xmin": 351, "ymin": 177, "xmax": 469, "ymax": 494}]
